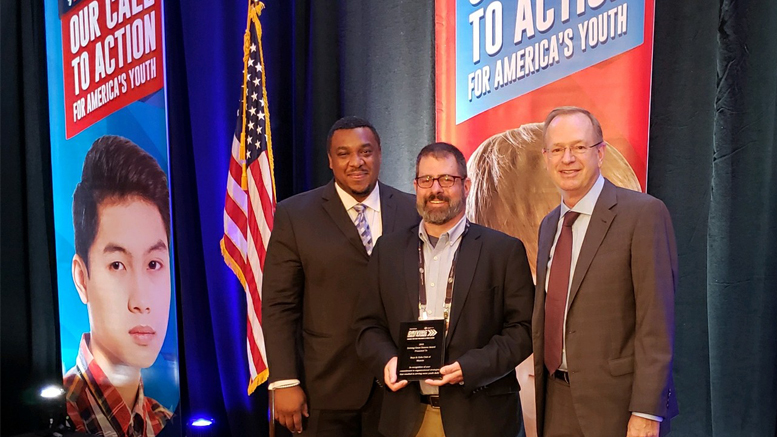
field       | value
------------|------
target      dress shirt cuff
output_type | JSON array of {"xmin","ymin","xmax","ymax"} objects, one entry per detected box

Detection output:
[
  {"xmin": 268, "ymin": 379, "xmax": 300, "ymax": 390},
  {"xmin": 632, "ymin": 412, "xmax": 663, "ymax": 422}
]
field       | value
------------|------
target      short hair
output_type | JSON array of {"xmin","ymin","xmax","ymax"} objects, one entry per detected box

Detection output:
[
  {"xmin": 467, "ymin": 123, "xmax": 639, "ymax": 278},
  {"xmin": 542, "ymin": 106, "xmax": 604, "ymax": 146},
  {"xmin": 326, "ymin": 116, "xmax": 381, "ymax": 153},
  {"xmin": 415, "ymin": 142, "xmax": 467, "ymax": 178},
  {"xmin": 73, "ymin": 135, "xmax": 170, "ymax": 271}
]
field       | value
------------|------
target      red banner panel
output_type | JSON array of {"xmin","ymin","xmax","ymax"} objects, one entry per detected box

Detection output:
[{"xmin": 60, "ymin": 0, "xmax": 163, "ymax": 138}]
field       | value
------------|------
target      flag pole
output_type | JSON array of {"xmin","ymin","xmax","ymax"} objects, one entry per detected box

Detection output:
[
  {"xmin": 269, "ymin": 389, "xmax": 276, "ymax": 437},
  {"xmin": 254, "ymin": 1, "xmax": 274, "ymax": 433}
]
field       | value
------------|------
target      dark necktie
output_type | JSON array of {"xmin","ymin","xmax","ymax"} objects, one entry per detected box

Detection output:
[{"xmin": 544, "ymin": 211, "xmax": 581, "ymax": 374}]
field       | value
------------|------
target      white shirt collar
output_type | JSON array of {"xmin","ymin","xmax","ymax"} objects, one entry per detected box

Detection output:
[
  {"xmin": 334, "ymin": 181, "xmax": 381, "ymax": 213},
  {"xmin": 560, "ymin": 174, "xmax": 605, "ymax": 217},
  {"xmin": 418, "ymin": 214, "xmax": 468, "ymax": 245}
]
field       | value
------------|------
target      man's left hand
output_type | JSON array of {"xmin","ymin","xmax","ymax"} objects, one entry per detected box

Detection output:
[
  {"xmin": 425, "ymin": 361, "xmax": 463, "ymax": 386},
  {"xmin": 626, "ymin": 414, "xmax": 660, "ymax": 437}
]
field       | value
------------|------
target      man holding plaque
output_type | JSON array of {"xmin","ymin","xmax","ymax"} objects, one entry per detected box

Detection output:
[{"xmin": 354, "ymin": 142, "xmax": 535, "ymax": 437}]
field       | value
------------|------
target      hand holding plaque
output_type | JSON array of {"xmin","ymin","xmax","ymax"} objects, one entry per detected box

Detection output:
[
  {"xmin": 425, "ymin": 361, "xmax": 463, "ymax": 386},
  {"xmin": 397, "ymin": 319, "xmax": 445, "ymax": 380}
]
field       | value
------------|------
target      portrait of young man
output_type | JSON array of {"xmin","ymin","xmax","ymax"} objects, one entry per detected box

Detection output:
[{"xmin": 64, "ymin": 135, "xmax": 173, "ymax": 436}]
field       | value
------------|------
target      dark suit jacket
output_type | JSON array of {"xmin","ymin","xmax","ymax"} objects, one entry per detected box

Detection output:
[
  {"xmin": 533, "ymin": 179, "xmax": 679, "ymax": 437},
  {"xmin": 354, "ymin": 222, "xmax": 535, "ymax": 437},
  {"xmin": 262, "ymin": 180, "xmax": 418, "ymax": 410}
]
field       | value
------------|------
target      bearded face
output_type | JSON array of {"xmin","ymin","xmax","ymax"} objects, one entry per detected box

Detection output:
[
  {"xmin": 417, "ymin": 190, "xmax": 464, "ymax": 225},
  {"xmin": 414, "ymin": 154, "xmax": 470, "ymax": 228}
]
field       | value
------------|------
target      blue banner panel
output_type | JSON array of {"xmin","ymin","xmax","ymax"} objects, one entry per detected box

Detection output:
[
  {"xmin": 455, "ymin": 0, "xmax": 644, "ymax": 123},
  {"xmin": 44, "ymin": 0, "xmax": 180, "ymax": 434}
]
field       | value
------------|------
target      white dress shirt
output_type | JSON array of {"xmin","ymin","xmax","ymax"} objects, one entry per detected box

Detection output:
[{"xmin": 335, "ymin": 182, "xmax": 383, "ymax": 241}]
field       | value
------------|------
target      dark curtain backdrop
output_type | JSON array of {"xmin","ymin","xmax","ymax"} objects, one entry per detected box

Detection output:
[
  {"xmin": 647, "ymin": 1, "xmax": 717, "ymax": 435},
  {"xmin": 1, "ymin": 0, "xmax": 63, "ymax": 434},
  {"xmin": 2, "ymin": 0, "xmax": 776, "ymax": 436},
  {"xmin": 649, "ymin": 0, "xmax": 777, "ymax": 435}
]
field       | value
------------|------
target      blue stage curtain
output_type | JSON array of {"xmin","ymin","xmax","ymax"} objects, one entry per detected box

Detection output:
[
  {"xmin": 165, "ymin": 1, "xmax": 269, "ymax": 435},
  {"xmin": 164, "ymin": 0, "xmax": 345, "ymax": 435}
]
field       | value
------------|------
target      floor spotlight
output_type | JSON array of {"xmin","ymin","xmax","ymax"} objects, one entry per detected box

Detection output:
[
  {"xmin": 188, "ymin": 416, "xmax": 215, "ymax": 437},
  {"xmin": 190, "ymin": 417, "xmax": 214, "ymax": 427},
  {"xmin": 40, "ymin": 385, "xmax": 65, "ymax": 400},
  {"xmin": 35, "ymin": 384, "xmax": 69, "ymax": 432}
]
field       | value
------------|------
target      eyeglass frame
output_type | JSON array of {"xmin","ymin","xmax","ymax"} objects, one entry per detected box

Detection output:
[
  {"xmin": 414, "ymin": 174, "xmax": 465, "ymax": 188},
  {"xmin": 543, "ymin": 140, "xmax": 605, "ymax": 158}
]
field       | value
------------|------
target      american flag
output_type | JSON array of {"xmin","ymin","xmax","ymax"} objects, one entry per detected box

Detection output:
[{"xmin": 221, "ymin": 1, "xmax": 275, "ymax": 395}]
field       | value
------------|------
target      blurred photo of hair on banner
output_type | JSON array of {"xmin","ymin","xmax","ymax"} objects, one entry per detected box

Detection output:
[
  {"xmin": 44, "ymin": 0, "xmax": 180, "ymax": 435},
  {"xmin": 435, "ymin": 1, "xmax": 655, "ymax": 436}
]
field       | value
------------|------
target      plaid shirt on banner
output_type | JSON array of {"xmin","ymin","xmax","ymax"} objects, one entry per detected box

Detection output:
[{"xmin": 64, "ymin": 334, "xmax": 172, "ymax": 437}]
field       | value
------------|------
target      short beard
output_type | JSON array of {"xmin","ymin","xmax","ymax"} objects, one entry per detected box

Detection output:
[
  {"xmin": 349, "ymin": 181, "xmax": 376, "ymax": 198},
  {"xmin": 417, "ymin": 193, "xmax": 463, "ymax": 225}
]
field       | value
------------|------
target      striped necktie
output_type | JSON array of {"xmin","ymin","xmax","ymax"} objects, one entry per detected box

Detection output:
[{"xmin": 352, "ymin": 203, "xmax": 373, "ymax": 255}]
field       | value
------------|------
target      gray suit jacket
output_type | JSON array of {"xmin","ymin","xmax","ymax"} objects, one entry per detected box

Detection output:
[
  {"xmin": 262, "ymin": 180, "xmax": 419, "ymax": 410},
  {"xmin": 533, "ymin": 179, "xmax": 679, "ymax": 437}
]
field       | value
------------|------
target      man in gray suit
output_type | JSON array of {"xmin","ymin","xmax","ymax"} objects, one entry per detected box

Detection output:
[{"xmin": 533, "ymin": 107, "xmax": 679, "ymax": 437}]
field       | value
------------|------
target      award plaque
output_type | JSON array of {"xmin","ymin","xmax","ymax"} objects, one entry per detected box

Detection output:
[{"xmin": 397, "ymin": 319, "xmax": 445, "ymax": 380}]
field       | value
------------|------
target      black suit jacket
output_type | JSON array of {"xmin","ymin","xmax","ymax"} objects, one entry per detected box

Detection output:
[
  {"xmin": 262, "ymin": 180, "xmax": 419, "ymax": 410},
  {"xmin": 354, "ymin": 222, "xmax": 535, "ymax": 437}
]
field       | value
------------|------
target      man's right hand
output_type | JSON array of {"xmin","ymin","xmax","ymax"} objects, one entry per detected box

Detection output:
[
  {"xmin": 384, "ymin": 356, "xmax": 409, "ymax": 392},
  {"xmin": 274, "ymin": 385, "xmax": 308, "ymax": 433}
]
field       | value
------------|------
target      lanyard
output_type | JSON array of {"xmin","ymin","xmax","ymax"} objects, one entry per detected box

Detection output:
[{"xmin": 417, "ymin": 222, "xmax": 469, "ymax": 327}]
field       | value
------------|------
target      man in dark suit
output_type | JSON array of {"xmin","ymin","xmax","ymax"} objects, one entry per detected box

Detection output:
[
  {"xmin": 533, "ymin": 107, "xmax": 678, "ymax": 437},
  {"xmin": 262, "ymin": 116, "xmax": 419, "ymax": 436},
  {"xmin": 354, "ymin": 142, "xmax": 535, "ymax": 437}
]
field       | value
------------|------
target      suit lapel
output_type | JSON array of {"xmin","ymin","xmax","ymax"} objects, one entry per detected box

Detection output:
[
  {"xmin": 321, "ymin": 181, "xmax": 369, "ymax": 259},
  {"xmin": 536, "ymin": 207, "xmax": 560, "ymax": 302},
  {"xmin": 404, "ymin": 229, "xmax": 421, "ymax": 320},
  {"xmin": 445, "ymin": 226, "xmax": 482, "ymax": 347},
  {"xmin": 534, "ymin": 207, "xmax": 560, "ymax": 335},
  {"xmin": 568, "ymin": 180, "xmax": 617, "ymax": 306},
  {"xmin": 378, "ymin": 182, "xmax": 399, "ymax": 234}
]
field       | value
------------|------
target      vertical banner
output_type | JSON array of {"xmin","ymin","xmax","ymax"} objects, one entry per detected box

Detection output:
[
  {"xmin": 45, "ymin": 0, "xmax": 180, "ymax": 435},
  {"xmin": 436, "ymin": 0, "xmax": 654, "ymax": 268},
  {"xmin": 436, "ymin": 2, "xmax": 654, "ymax": 435},
  {"xmin": 436, "ymin": 0, "xmax": 654, "ymax": 187}
]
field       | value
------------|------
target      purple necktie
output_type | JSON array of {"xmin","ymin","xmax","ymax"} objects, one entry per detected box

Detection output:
[
  {"xmin": 352, "ymin": 203, "xmax": 373, "ymax": 255},
  {"xmin": 544, "ymin": 211, "xmax": 580, "ymax": 374}
]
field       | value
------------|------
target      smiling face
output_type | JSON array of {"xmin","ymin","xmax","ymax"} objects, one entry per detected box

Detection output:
[
  {"xmin": 72, "ymin": 197, "xmax": 171, "ymax": 371},
  {"xmin": 543, "ymin": 112, "xmax": 605, "ymax": 207},
  {"xmin": 414, "ymin": 154, "xmax": 470, "ymax": 226},
  {"xmin": 328, "ymin": 127, "xmax": 382, "ymax": 202}
]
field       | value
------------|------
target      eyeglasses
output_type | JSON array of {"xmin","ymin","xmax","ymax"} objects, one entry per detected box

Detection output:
[
  {"xmin": 415, "ymin": 174, "xmax": 464, "ymax": 188},
  {"xmin": 544, "ymin": 141, "xmax": 604, "ymax": 158}
]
